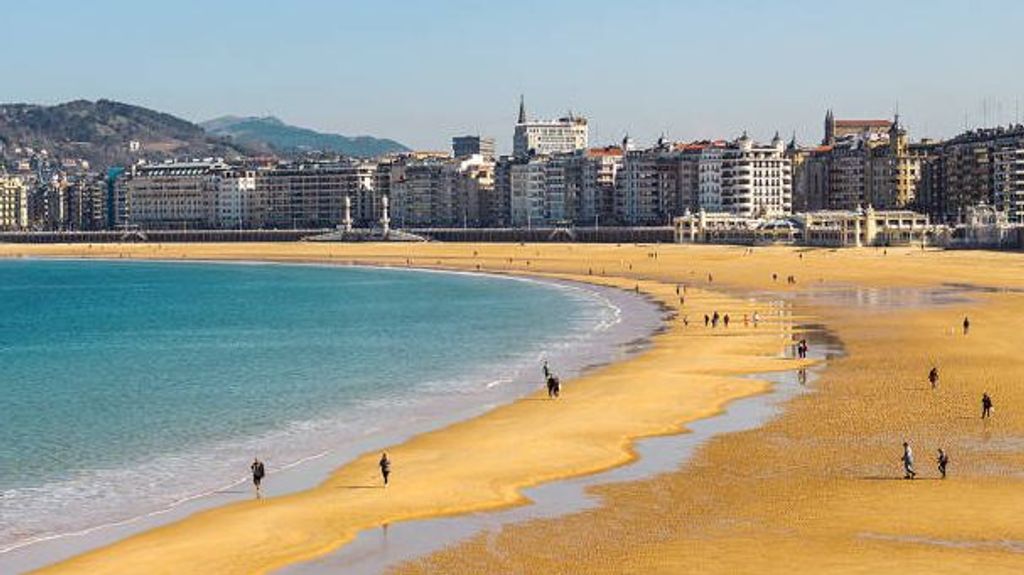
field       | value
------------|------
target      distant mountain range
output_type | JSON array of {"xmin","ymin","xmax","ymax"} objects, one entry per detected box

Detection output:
[
  {"xmin": 0, "ymin": 99, "xmax": 254, "ymax": 168},
  {"xmin": 0, "ymin": 100, "xmax": 410, "ymax": 170},
  {"xmin": 200, "ymin": 116, "xmax": 409, "ymax": 158}
]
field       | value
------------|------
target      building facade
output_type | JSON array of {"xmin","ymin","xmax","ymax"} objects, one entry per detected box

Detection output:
[
  {"xmin": 918, "ymin": 125, "xmax": 1024, "ymax": 224},
  {"xmin": 452, "ymin": 136, "xmax": 495, "ymax": 161},
  {"xmin": 0, "ymin": 174, "xmax": 28, "ymax": 230},
  {"xmin": 512, "ymin": 97, "xmax": 588, "ymax": 158},
  {"xmin": 700, "ymin": 133, "xmax": 791, "ymax": 217}
]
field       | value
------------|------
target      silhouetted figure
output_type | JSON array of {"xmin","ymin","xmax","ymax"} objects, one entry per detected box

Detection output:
[
  {"xmin": 982, "ymin": 392, "xmax": 993, "ymax": 419},
  {"xmin": 901, "ymin": 442, "xmax": 916, "ymax": 479},
  {"xmin": 711, "ymin": 311, "xmax": 720, "ymax": 328},
  {"xmin": 928, "ymin": 367, "xmax": 939, "ymax": 390},
  {"xmin": 723, "ymin": 314, "xmax": 730, "ymax": 328},
  {"xmin": 546, "ymin": 374, "xmax": 561, "ymax": 398},
  {"xmin": 542, "ymin": 360, "xmax": 550, "ymax": 379},
  {"xmin": 379, "ymin": 452, "xmax": 391, "ymax": 486},
  {"xmin": 251, "ymin": 457, "xmax": 266, "ymax": 498},
  {"xmin": 937, "ymin": 449, "xmax": 949, "ymax": 479},
  {"xmin": 963, "ymin": 316, "xmax": 970, "ymax": 335},
  {"xmin": 704, "ymin": 314, "xmax": 710, "ymax": 327}
]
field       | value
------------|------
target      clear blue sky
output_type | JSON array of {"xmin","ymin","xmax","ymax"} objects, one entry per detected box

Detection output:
[{"xmin": 3, "ymin": 0, "xmax": 1022, "ymax": 152}]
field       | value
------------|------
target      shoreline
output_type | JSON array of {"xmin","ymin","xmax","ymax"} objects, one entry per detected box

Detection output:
[
  {"xmin": 0, "ymin": 258, "xmax": 663, "ymax": 573},
  {"xmin": 0, "ymin": 243, "xmax": 811, "ymax": 575},
  {"xmin": 281, "ymin": 320, "xmax": 841, "ymax": 574}
]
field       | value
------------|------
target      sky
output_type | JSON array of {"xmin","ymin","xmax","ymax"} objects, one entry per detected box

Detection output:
[{"xmin": 3, "ymin": 0, "xmax": 1023, "ymax": 152}]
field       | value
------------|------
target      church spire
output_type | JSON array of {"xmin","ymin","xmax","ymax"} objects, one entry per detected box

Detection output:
[
  {"xmin": 823, "ymin": 108, "xmax": 836, "ymax": 145},
  {"xmin": 517, "ymin": 94, "xmax": 527, "ymax": 124}
]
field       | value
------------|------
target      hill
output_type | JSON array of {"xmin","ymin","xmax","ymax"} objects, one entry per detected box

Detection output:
[
  {"xmin": 201, "ymin": 116, "xmax": 408, "ymax": 158},
  {"xmin": 0, "ymin": 99, "xmax": 254, "ymax": 168}
]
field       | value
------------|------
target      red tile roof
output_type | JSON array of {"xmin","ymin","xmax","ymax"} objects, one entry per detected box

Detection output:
[
  {"xmin": 835, "ymin": 119, "xmax": 892, "ymax": 128},
  {"xmin": 587, "ymin": 147, "xmax": 624, "ymax": 157}
]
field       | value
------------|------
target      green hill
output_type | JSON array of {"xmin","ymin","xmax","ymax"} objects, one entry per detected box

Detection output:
[
  {"xmin": 201, "ymin": 116, "xmax": 408, "ymax": 158},
  {"xmin": 0, "ymin": 99, "xmax": 253, "ymax": 167}
]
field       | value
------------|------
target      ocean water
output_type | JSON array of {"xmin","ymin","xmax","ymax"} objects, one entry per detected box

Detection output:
[{"xmin": 0, "ymin": 259, "xmax": 618, "ymax": 554}]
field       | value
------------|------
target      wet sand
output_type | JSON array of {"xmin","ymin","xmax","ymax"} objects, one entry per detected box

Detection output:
[{"xmin": 6, "ymin": 242, "xmax": 1024, "ymax": 574}]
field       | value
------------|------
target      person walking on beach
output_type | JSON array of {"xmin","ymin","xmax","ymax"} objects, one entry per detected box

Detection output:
[
  {"xmin": 901, "ymin": 442, "xmax": 917, "ymax": 480},
  {"xmin": 752, "ymin": 311, "xmax": 760, "ymax": 327},
  {"xmin": 251, "ymin": 457, "xmax": 266, "ymax": 498},
  {"xmin": 546, "ymin": 374, "xmax": 561, "ymax": 398},
  {"xmin": 928, "ymin": 367, "xmax": 939, "ymax": 390},
  {"xmin": 379, "ymin": 452, "xmax": 391, "ymax": 486},
  {"xmin": 937, "ymin": 449, "xmax": 949, "ymax": 479},
  {"xmin": 963, "ymin": 316, "xmax": 971, "ymax": 335},
  {"xmin": 704, "ymin": 314, "xmax": 710, "ymax": 327},
  {"xmin": 982, "ymin": 392, "xmax": 994, "ymax": 419},
  {"xmin": 723, "ymin": 314, "xmax": 730, "ymax": 328},
  {"xmin": 712, "ymin": 311, "xmax": 720, "ymax": 328},
  {"xmin": 543, "ymin": 360, "xmax": 550, "ymax": 379}
]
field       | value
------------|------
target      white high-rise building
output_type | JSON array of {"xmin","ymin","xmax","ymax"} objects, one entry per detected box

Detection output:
[
  {"xmin": 509, "ymin": 157, "xmax": 548, "ymax": 227},
  {"xmin": 512, "ymin": 96, "xmax": 588, "ymax": 158},
  {"xmin": 700, "ymin": 133, "xmax": 792, "ymax": 217}
]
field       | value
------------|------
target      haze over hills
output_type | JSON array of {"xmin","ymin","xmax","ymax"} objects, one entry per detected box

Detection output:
[
  {"xmin": 0, "ymin": 99, "xmax": 254, "ymax": 168},
  {"xmin": 200, "ymin": 116, "xmax": 409, "ymax": 158}
]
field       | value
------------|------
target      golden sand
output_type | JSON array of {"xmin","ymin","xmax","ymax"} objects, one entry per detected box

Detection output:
[{"xmin": 6, "ymin": 242, "xmax": 1024, "ymax": 574}]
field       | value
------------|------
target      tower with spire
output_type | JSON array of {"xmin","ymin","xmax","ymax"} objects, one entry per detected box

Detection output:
[
  {"xmin": 511, "ymin": 94, "xmax": 589, "ymax": 158},
  {"xmin": 823, "ymin": 109, "xmax": 836, "ymax": 145}
]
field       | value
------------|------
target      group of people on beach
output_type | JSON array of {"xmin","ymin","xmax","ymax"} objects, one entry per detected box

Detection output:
[
  {"xmin": 900, "ymin": 442, "xmax": 949, "ymax": 480},
  {"xmin": 250, "ymin": 451, "xmax": 393, "ymax": 497},
  {"xmin": 704, "ymin": 311, "xmax": 731, "ymax": 328},
  {"xmin": 901, "ymin": 315, "xmax": 992, "ymax": 480},
  {"xmin": 245, "ymin": 361, "xmax": 573, "ymax": 499},
  {"xmin": 241, "ymin": 297, "xmax": 988, "ymax": 499}
]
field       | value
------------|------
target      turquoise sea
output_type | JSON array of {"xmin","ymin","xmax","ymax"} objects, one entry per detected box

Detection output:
[{"xmin": 0, "ymin": 260, "xmax": 621, "ymax": 553}]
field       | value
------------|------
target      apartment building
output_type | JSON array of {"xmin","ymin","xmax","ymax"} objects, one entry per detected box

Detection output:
[
  {"xmin": 700, "ymin": 133, "xmax": 792, "ymax": 217},
  {"xmin": 0, "ymin": 173, "xmax": 28, "ymax": 230}
]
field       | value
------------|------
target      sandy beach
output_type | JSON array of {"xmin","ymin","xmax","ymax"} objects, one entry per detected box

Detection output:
[{"xmin": 6, "ymin": 242, "xmax": 1024, "ymax": 574}]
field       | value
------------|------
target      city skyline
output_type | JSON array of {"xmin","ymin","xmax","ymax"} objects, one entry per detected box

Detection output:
[{"xmin": 3, "ymin": 0, "xmax": 1024, "ymax": 152}]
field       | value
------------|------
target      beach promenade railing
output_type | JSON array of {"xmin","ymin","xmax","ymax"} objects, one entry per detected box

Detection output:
[{"xmin": 0, "ymin": 227, "xmax": 677, "ymax": 244}]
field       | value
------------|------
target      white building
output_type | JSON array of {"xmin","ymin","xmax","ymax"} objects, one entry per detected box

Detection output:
[
  {"xmin": 512, "ymin": 97, "xmax": 588, "ymax": 158},
  {"xmin": 117, "ymin": 161, "xmax": 261, "ymax": 229},
  {"xmin": 509, "ymin": 157, "xmax": 548, "ymax": 227},
  {"xmin": 0, "ymin": 174, "xmax": 28, "ymax": 230},
  {"xmin": 700, "ymin": 133, "xmax": 792, "ymax": 217},
  {"xmin": 214, "ymin": 169, "xmax": 257, "ymax": 229}
]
